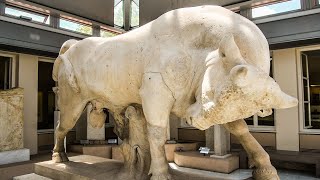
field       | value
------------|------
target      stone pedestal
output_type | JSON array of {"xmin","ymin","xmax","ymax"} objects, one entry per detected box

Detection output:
[
  {"xmin": 0, "ymin": 148, "xmax": 30, "ymax": 165},
  {"xmin": 0, "ymin": 88, "xmax": 30, "ymax": 164},
  {"xmin": 174, "ymin": 151, "xmax": 239, "ymax": 173}
]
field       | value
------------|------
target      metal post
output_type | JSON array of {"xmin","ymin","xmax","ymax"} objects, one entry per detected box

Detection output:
[
  {"xmin": 123, "ymin": 0, "xmax": 131, "ymax": 31},
  {"xmin": 92, "ymin": 24, "xmax": 101, "ymax": 37},
  {"xmin": 0, "ymin": 0, "xmax": 5, "ymax": 16},
  {"xmin": 50, "ymin": 12, "xmax": 60, "ymax": 29}
]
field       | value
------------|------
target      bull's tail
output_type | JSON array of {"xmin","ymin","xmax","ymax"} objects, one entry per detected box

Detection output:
[{"xmin": 52, "ymin": 39, "xmax": 80, "ymax": 93}]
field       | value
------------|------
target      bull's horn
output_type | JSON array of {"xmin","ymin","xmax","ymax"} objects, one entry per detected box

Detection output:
[{"xmin": 275, "ymin": 91, "xmax": 298, "ymax": 109}]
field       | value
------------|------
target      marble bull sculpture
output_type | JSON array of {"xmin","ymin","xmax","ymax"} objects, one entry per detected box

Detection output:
[{"xmin": 52, "ymin": 5, "xmax": 298, "ymax": 180}]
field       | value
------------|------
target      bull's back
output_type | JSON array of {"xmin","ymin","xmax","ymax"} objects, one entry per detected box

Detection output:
[
  {"xmin": 63, "ymin": 37, "xmax": 146, "ymax": 107},
  {"xmin": 149, "ymin": 5, "xmax": 270, "ymax": 72}
]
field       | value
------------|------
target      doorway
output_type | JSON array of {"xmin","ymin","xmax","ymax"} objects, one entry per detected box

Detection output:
[{"xmin": 37, "ymin": 61, "xmax": 55, "ymax": 130}]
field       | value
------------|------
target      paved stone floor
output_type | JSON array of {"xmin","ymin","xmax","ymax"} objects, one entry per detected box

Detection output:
[
  {"xmin": 170, "ymin": 163, "xmax": 320, "ymax": 180},
  {"xmin": 0, "ymin": 152, "xmax": 80, "ymax": 180},
  {"xmin": 0, "ymin": 153, "xmax": 319, "ymax": 180}
]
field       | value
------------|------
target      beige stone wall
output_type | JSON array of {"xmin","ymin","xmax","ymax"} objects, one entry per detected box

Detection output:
[
  {"xmin": 0, "ymin": 88, "xmax": 24, "ymax": 152},
  {"xmin": 19, "ymin": 54, "xmax": 39, "ymax": 155},
  {"xmin": 300, "ymin": 134, "xmax": 320, "ymax": 150},
  {"xmin": 273, "ymin": 48, "xmax": 300, "ymax": 151}
]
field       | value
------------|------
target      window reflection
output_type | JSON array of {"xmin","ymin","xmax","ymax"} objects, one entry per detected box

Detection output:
[{"xmin": 252, "ymin": 0, "xmax": 301, "ymax": 18}]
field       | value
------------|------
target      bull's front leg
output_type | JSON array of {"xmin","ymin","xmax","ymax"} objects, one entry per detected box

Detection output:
[
  {"xmin": 140, "ymin": 72, "xmax": 175, "ymax": 180},
  {"xmin": 224, "ymin": 119, "xmax": 279, "ymax": 180}
]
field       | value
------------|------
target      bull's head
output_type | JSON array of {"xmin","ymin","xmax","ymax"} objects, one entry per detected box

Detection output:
[{"xmin": 186, "ymin": 64, "xmax": 298, "ymax": 130}]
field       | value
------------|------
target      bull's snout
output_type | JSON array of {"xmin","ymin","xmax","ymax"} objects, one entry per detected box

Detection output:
[{"xmin": 275, "ymin": 91, "xmax": 298, "ymax": 109}]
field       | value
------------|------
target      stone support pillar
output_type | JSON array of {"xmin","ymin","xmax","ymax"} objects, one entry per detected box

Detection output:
[
  {"xmin": 214, "ymin": 125, "xmax": 230, "ymax": 156},
  {"xmin": 205, "ymin": 126, "xmax": 215, "ymax": 150}
]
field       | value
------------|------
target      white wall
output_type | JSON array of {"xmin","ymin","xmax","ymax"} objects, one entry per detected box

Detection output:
[
  {"xmin": 273, "ymin": 48, "xmax": 300, "ymax": 151},
  {"xmin": 19, "ymin": 54, "xmax": 38, "ymax": 155}
]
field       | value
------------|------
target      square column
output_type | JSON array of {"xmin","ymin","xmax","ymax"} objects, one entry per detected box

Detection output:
[{"xmin": 214, "ymin": 125, "xmax": 230, "ymax": 156}]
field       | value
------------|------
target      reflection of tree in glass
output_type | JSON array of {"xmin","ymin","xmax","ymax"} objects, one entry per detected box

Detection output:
[
  {"xmin": 131, "ymin": 1, "xmax": 139, "ymax": 27},
  {"xmin": 114, "ymin": 1, "xmax": 124, "ymax": 27},
  {"xmin": 101, "ymin": 30, "xmax": 117, "ymax": 38},
  {"xmin": 76, "ymin": 25, "xmax": 92, "ymax": 35}
]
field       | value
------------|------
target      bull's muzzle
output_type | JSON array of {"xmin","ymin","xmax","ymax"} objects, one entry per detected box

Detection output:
[{"xmin": 274, "ymin": 91, "xmax": 298, "ymax": 109}]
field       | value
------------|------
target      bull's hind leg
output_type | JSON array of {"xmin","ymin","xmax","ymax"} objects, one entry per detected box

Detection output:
[
  {"xmin": 52, "ymin": 96, "xmax": 88, "ymax": 163},
  {"xmin": 223, "ymin": 119, "xmax": 279, "ymax": 180},
  {"xmin": 139, "ymin": 73, "xmax": 175, "ymax": 180}
]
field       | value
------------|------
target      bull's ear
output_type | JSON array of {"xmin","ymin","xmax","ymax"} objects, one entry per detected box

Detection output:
[
  {"xmin": 219, "ymin": 35, "xmax": 246, "ymax": 65},
  {"xmin": 230, "ymin": 65, "xmax": 252, "ymax": 87}
]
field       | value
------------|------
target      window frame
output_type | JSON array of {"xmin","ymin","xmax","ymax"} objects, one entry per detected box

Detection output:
[
  {"xmin": 4, "ymin": 4, "xmax": 50, "ymax": 25},
  {"xmin": 297, "ymin": 45, "xmax": 320, "ymax": 134},
  {"xmin": 0, "ymin": 52, "xmax": 17, "ymax": 90},
  {"xmin": 250, "ymin": 0, "xmax": 303, "ymax": 19}
]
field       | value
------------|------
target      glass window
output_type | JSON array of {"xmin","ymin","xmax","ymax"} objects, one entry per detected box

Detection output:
[
  {"xmin": 5, "ymin": 6, "xmax": 49, "ymax": 24},
  {"xmin": 130, "ymin": 0, "xmax": 139, "ymax": 27},
  {"xmin": 59, "ymin": 18, "xmax": 92, "ymax": 35},
  {"xmin": 38, "ymin": 61, "xmax": 55, "ymax": 130},
  {"xmin": 0, "ymin": 56, "xmax": 11, "ymax": 90},
  {"xmin": 252, "ymin": 0, "xmax": 301, "ymax": 18},
  {"xmin": 301, "ymin": 50, "xmax": 320, "ymax": 130},
  {"xmin": 114, "ymin": 0, "xmax": 124, "ymax": 27},
  {"xmin": 258, "ymin": 110, "xmax": 275, "ymax": 126},
  {"xmin": 245, "ymin": 116, "xmax": 254, "ymax": 125}
]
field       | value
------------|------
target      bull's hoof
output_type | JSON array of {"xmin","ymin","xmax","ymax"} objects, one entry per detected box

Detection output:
[
  {"xmin": 252, "ymin": 165, "xmax": 279, "ymax": 180},
  {"xmin": 150, "ymin": 173, "xmax": 173, "ymax": 180},
  {"xmin": 52, "ymin": 152, "xmax": 69, "ymax": 163}
]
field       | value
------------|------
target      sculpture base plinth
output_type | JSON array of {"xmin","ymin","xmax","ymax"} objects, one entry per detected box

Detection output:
[
  {"xmin": 35, "ymin": 155, "xmax": 123, "ymax": 180},
  {"xmin": 0, "ymin": 148, "xmax": 30, "ymax": 165},
  {"xmin": 174, "ymin": 151, "xmax": 239, "ymax": 173},
  {"xmin": 35, "ymin": 155, "xmax": 251, "ymax": 180}
]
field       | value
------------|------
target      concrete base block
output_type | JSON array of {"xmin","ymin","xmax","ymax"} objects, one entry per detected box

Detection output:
[
  {"xmin": 13, "ymin": 173, "xmax": 52, "ymax": 180},
  {"xmin": 174, "ymin": 151, "xmax": 239, "ymax": 173},
  {"xmin": 0, "ymin": 148, "xmax": 30, "ymax": 165}
]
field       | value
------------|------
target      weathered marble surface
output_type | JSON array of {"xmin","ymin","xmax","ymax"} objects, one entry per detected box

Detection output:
[
  {"xmin": 52, "ymin": 5, "xmax": 298, "ymax": 180},
  {"xmin": 0, "ymin": 88, "xmax": 24, "ymax": 152}
]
